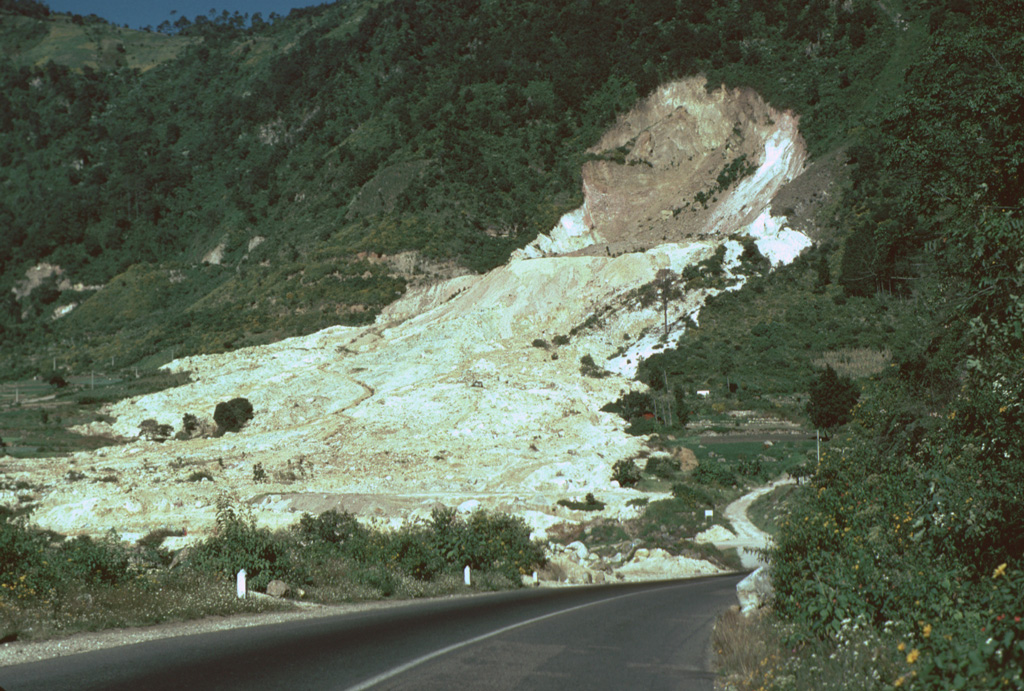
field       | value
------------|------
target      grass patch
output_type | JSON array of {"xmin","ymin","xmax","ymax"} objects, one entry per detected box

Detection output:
[
  {"xmin": 0, "ymin": 369, "xmax": 191, "ymax": 458},
  {"xmin": 713, "ymin": 608, "xmax": 906, "ymax": 691},
  {"xmin": 813, "ymin": 347, "xmax": 892, "ymax": 379},
  {"xmin": 691, "ymin": 440, "xmax": 814, "ymax": 485},
  {"xmin": 0, "ymin": 571, "xmax": 291, "ymax": 643}
]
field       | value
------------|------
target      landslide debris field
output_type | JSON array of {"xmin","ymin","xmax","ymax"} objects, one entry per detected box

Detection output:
[{"xmin": 1, "ymin": 79, "xmax": 813, "ymax": 577}]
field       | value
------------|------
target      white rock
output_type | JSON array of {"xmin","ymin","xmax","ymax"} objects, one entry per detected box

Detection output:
[
  {"xmin": 694, "ymin": 525, "xmax": 736, "ymax": 543},
  {"xmin": 566, "ymin": 541, "xmax": 590, "ymax": 561}
]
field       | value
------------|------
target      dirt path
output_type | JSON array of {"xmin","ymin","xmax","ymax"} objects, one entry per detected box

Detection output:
[{"xmin": 713, "ymin": 477, "xmax": 795, "ymax": 569}]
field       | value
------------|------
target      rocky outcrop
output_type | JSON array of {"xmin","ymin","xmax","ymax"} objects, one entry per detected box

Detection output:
[
  {"xmin": 736, "ymin": 566, "xmax": 774, "ymax": 615},
  {"xmin": 514, "ymin": 77, "xmax": 806, "ymax": 260},
  {"xmin": 12, "ymin": 81, "xmax": 811, "ymax": 570}
]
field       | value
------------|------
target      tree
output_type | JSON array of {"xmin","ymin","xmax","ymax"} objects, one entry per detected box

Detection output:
[
  {"xmin": 806, "ymin": 365, "xmax": 859, "ymax": 434},
  {"xmin": 814, "ymin": 252, "xmax": 831, "ymax": 293},
  {"xmin": 672, "ymin": 385, "xmax": 691, "ymax": 427},
  {"xmin": 611, "ymin": 459, "xmax": 642, "ymax": 487},
  {"xmin": 213, "ymin": 397, "xmax": 254, "ymax": 433},
  {"xmin": 654, "ymin": 269, "xmax": 683, "ymax": 339}
]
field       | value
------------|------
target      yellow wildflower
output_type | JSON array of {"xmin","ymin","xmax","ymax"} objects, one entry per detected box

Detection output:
[
  {"xmin": 993, "ymin": 563, "xmax": 1008, "ymax": 579},
  {"xmin": 907, "ymin": 649, "xmax": 920, "ymax": 664},
  {"xmin": 898, "ymin": 642, "xmax": 906, "ymax": 652},
  {"xmin": 923, "ymin": 623, "xmax": 932, "ymax": 638}
]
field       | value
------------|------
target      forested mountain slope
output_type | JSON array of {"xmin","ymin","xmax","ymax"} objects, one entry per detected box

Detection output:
[
  {"xmin": 4, "ymin": 0, "xmax": 912, "ymax": 374},
  {"xmin": 1, "ymin": 0, "xmax": 1023, "ymax": 685}
]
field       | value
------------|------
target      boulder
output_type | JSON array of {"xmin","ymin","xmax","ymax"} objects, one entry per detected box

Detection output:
[
  {"xmin": 565, "ymin": 540, "xmax": 589, "ymax": 562},
  {"xmin": 541, "ymin": 554, "xmax": 596, "ymax": 584},
  {"xmin": 168, "ymin": 546, "xmax": 192, "ymax": 570},
  {"xmin": 266, "ymin": 579, "xmax": 290, "ymax": 598},
  {"xmin": 736, "ymin": 566, "xmax": 773, "ymax": 615},
  {"xmin": 673, "ymin": 446, "xmax": 698, "ymax": 472}
]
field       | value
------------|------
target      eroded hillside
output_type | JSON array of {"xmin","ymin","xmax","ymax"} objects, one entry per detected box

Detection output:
[{"xmin": 4, "ymin": 79, "xmax": 811, "ymax": 560}]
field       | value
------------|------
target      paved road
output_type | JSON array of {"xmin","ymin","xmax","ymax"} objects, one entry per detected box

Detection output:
[{"xmin": 1, "ymin": 574, "xmax": 744, "ymax": 691}]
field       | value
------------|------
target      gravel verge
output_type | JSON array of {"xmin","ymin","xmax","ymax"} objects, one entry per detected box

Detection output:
[{"xmin": 0, "ymin": 597, "xmax": 418, "ymax": 668}]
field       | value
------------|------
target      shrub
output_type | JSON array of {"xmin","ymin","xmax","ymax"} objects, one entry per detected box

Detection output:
[
  {"xmin": 645, "ymin": 455, "xmax": 680, "ymax": 479},
  {"xmin": 692, "ymin": 459, "xmax": 738, "ymax": 487},
  {"xmin": 611, "ymin": 459, "xmax": 642, "ymax": 487},
  {"xmin": 374, "ymin": 526, "xmax": 437, "ymax": 580},
  {"xmin": 602, "ymin": 390, "xmax": 655, "ymax": 421},
  {"xmin": 187, "ymin": 471, "xmax": 214, "ymax": 482},
  {"xmin": 0, "ymin": 514, "xmax": 52, "ymax": 595},
  {"xmin": 579, "ymin": 354, "xmax": 609, "ymax": 378},
  {"xmin": 213, "ymin": 397, "xmax": 254, "ymax": 433},
  {"xmin": 670, "ymin": 482, "xmax": 717, "ymax": 509},
  {"xmin": 55, "ymin": 534, "xmax": 132, "ymax": 587},
  {"xmin": 186, "ymin": 497, "xmax": 293, "ymax": 592},
  {"xmin": 425, "ymin": 507, "xmax": 544, "ymax": 583},
  {"xmin": 531, "ymin": 338, "xmax": 549, "ymax": 349},
  {"xmin": 737, "ymin": 455, "xmax": 771, "ymax": 481},
  {"xmin": 182, "ymin": 413, "xmax": 200, "ymax": 434},
  {"xmin": 625, "ymin": 416, "xmax": 660, "ymax": 436},
  {"xmin": 557, "ymin": 493, "xmax": 605, "ymax": 511},
  {"xmin": 174, "ymin": 412, "xmax": 209, "ymax": 440},
  {"xmin": 552, "ymin": 334, "xmax": 570, "ymax": 346},
  {"xmin": 805, "ymin": 365, "xmax": 859, "ymax": 433},
  {"xmin": 139, "ymin": 419, "xmax": 173, "ymax": 442},
  {"xmin": 295, "ymin": 510, "xmax": 370, "ymax": 560}
]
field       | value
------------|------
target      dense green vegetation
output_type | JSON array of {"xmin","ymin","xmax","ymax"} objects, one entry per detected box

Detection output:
[
  {"xmin": 2, "ymin": 0, "xmax": 910, "ymax": 376},
  {"xmin": 0, "ymin": 499, "xmax": 544, "ymax": 640},
  {"xmin": 683, "ymin": 0, "xmax": 1022, "ymax": 688}
]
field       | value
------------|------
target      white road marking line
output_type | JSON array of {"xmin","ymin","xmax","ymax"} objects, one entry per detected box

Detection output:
[{"xmin": 343, "ymin": 584, "xmax": 679, "ymax": 690}]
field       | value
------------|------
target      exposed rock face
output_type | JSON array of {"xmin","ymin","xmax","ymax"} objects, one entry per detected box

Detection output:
[
  {"xmin": 13, "ymin": 263, "xmax": 64, "ymax": 299},
  {"xmin": 8, "ymin": 80, "xmax": 812, "ymax": 583},
  {"xmin": 736, "ymin": 566, "xmax": 774, "ymax": 615},
  {"xmin": 515, "ymin": 77, "xmax": 806, "ymax": 259}
]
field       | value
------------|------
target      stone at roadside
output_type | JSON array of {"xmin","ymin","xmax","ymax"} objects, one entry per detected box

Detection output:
[
  {"xmin": 266, "ymin": 580, "xmax": 289, "ymax": 598},
  {"xmin": 736, "ymin": 566, "xmax": 773, "ymax": 615},
  {"xmin": 168, "ymin": 546, "xmax": 192, "ymax": 570},
  {"xmin": 541, "ymin": 554, "xmax": 597, "ymax": 584}
]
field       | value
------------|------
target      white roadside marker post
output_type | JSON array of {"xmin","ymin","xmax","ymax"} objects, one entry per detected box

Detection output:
[
  {"xmin": 464, "ymin": 565, "xmax": 471, "ymax": 586},
  {"xmin": 705, "ymin": 509, "xmax": 714, "ymax": 524},
  {"xmin": 237, "ymin": 569, "xmax": 247, "ymax": 599},
  {"xmin": 533, "ymin": 571, "xmax": 538, "ymax": 586}
]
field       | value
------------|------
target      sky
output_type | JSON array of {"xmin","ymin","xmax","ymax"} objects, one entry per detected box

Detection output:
[{"xmin": 43, "ymin": 1, "xmax": 325, "ymax": 30}]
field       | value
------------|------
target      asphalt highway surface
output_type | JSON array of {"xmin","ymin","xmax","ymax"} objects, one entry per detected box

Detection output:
[{"xmin": 1, "ymin": 573, "xmax": 745, "ymax": 691}]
